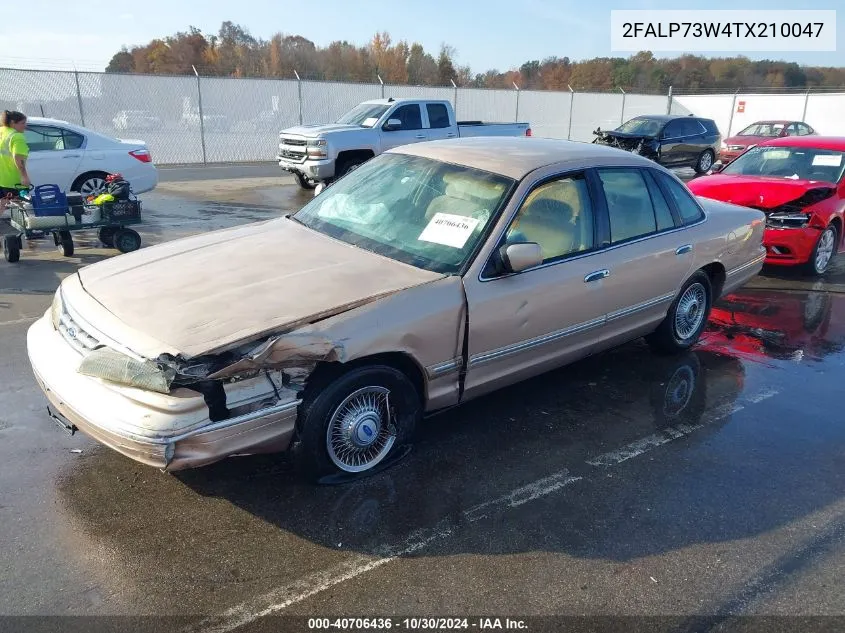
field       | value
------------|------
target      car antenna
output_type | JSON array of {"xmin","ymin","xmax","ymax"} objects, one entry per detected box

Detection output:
[{"xmin": 387, "ymin": 97, "xmax": 395, "ymax": 102}]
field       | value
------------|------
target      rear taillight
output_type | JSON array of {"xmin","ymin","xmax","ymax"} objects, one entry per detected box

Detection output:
[
  {"xmin": 525, "ymin": 128, "xmax": 532, "ymax": 137},
  {"xmin": 129, "ymin": 149, "xmax": 152, "ymax": 163}
]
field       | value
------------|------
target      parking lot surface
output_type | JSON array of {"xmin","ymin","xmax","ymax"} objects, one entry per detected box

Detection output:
[{"xmin": 1, "ymin": 166, "xmax": 844, "ymax": 630}]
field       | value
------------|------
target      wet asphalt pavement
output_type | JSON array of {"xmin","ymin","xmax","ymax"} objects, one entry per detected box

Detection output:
[{"xmin": 1, "ymin": 166, "xmax": 845, "ymax": 631}]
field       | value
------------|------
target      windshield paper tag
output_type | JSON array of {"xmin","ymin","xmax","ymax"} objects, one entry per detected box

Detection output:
[
  {"xmin": 418, "ymin": 213, "xmax": 480, "ymax": 248},
  {"xmin": 813, "ymin": 154, "xmax": 842, "ymax": 167}
]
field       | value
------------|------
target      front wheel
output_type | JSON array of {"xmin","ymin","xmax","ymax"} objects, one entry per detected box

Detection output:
[
  {"xmin": 295, "ymin": 365, "xmax": 420, "ymax": 480},
  {"xmin": 113, "ymin": 228, "xmax": 141, "ymax": 253},
  {"xmin": 804, "ymin": 225, "xmax": 838, "ymax": 276},
  {"xmin": 71, "ymin": 172, "xmax": 109, "ymax": 197},
  {"xmin": 694, "ymin": 149, "xmax": 715, "ymax": 174},
  {"xmin": 646, "ymin": 271, "xmax": 713, "ymax": 355},
  {"xmin": 55, "ymin": 231, "xmax": 74, "ymax": 257},
  {"xmin": 293, "ymin": 172, "xmax": 317, "ymax": 190}
]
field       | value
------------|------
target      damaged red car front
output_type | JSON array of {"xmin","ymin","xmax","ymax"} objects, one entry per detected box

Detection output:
[{"xmin": 689, "ymin": 137, "xmax": 845, "ymax": 275}]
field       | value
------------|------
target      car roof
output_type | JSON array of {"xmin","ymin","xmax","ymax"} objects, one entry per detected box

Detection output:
[
  {"xmin": 630, "ymin": 114, "xmax": 712, "ymax": 123},
  {"xmin": 743, "ymin": 120, "xmax": 794, "ymax": 125},
  {"xmin": 759, "ymin": 136, "xmax": 845, "ymax": 150},
  {"xmin": 362, "ymin": 97, "xmax": 449, "ymax": 106},
  {"xmin": 389, "ymin": 137, "xmax": 659, "ymax": 180},
  {"xmin": 26, "ymin": 116, "xmax": 72, "ymax": 127}
]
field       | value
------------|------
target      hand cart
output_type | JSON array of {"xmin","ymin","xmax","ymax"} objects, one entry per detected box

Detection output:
[{"xmin": 2, "ymin": 184, "xmax": 143, "ymax": 263}]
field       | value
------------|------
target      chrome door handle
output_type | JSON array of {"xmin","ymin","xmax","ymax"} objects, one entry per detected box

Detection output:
[
  {"xmin": 675, "ymin": 244, "xmax": 693, "ymax": 255},
  {"xmin": 584, "ymin": 269, "xmax": 610, "ymax": 283},
  {"xmin": 62, "ymin": 154, "xmax": 81, "ymax": 159},
  {"xmin": 446, "ymin": 132, "xmax": 456, "ymax": 137},
  {"xmin": 415, "ymin": 134, "xmax": 426, "ymax": 139}
]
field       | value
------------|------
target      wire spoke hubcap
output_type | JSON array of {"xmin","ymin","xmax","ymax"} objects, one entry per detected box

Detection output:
[
  {"xmin": 700, "ymin": 152, "xmax": 712, "ymax": 171},
  {"xmin": 327, "ymin": 386, "xmax": 396, "ymax": 473},
  {"xmin": 674, "ymin": 283, "xmax": 707, "ymax": 340},
  {"xmin": 815, "ymin": 229, "xmax": 835, "ymax": 272},
  {"xmin": 663, "ymin": 365, "xmax": 695, "ymax": 417}
]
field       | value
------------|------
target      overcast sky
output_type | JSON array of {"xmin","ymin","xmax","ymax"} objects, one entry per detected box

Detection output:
[{"xmin": 1, "ymin": 0, "xmax": 842, "ymax": 73}]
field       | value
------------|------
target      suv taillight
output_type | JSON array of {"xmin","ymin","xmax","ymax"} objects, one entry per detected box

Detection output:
[
  {"xmin": 129, "ymin": 149, "xmax": 152, "ymax": 163},
  {"xmin": 525, "ymin": 128, "xmax": 532, "ymax": 137}
]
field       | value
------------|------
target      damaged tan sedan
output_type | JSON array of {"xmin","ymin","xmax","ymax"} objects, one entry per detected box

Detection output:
[{"xmin": 27, "ymin": 138, "xmax": 766, "ymax": 477}]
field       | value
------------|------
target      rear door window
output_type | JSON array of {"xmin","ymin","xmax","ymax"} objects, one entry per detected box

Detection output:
[{"xmin": 426, "ymin": 103, "xmax": 450, "ymax": 129}]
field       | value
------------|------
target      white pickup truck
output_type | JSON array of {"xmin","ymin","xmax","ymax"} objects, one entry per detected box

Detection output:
[{"xmin": 277, "ymin": 98, "xmax": 531, "ymax": 189}]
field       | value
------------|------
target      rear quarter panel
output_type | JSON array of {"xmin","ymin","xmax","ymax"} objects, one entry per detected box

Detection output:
[{"xmin": 693, "ymin": 196, "xmax": 766, "ymax": 295}]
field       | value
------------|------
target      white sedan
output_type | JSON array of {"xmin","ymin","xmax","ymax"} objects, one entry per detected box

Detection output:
[{"xmin": 23, "ymin": 117, "xmax": 158, "ymax": 196}]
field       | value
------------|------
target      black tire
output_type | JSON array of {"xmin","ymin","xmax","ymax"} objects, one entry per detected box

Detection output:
[
  {"xmin": 113, "ymin": 228, "xmax": 142, "ymax": 253},
  {"xmin": 646, "ymin": 271, "xmax": 713, "ymax": 355},
  {"xmin": 98, "ymin": 226, "xmax": 118, "ymax": 248},
  {"xmin": 3, "ymin": 235, "xmax": 20, "ymax": 263},
  {"xmin": 648, "ymin": 353, "xmax": 706, "ymax": 428},
  {"xmin": 693, "ymin": 149, "xmax": 715, "ymax": 174},
  {"xmin": 335, "ymin": 157, "xmax": 364, "ymax": 180},
  {"xmin": 295, "ymin": 365, "xmax": 420, "ymax": 480},
  {"xmin": 803, "ymin": 224, "xmax": 838, "ymax": 276},
  {"xmin": 293, "ymin": 172, "xmax": 317, "ymax": 190},
  {"xmin": 71, "ymin": 172, "xmax": 109, "ymax": 196},
  {"xmin": 56, "ymin": 231, "xmax": 74, "ymax": 257}
]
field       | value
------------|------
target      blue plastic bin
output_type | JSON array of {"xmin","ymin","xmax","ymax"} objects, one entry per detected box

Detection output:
[{"xmin": 30, "ymin": 185, "xmax": 68, "ymax": 217}]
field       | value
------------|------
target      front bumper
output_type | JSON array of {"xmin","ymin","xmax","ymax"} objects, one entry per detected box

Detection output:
[
  {"xmin": 27, "ymin": 314, "xmax": 300, "ymax": 471},
  {"xmin": 762, "ymin": 226, "xmax": 819, "ymax": 266},
  {"xmin": 277, "ymin": 157, "xmax": 335, "ymax": 181},
  {"xmin": 718, "ymin": 150, "xmax": 743, "ymax": 163}
]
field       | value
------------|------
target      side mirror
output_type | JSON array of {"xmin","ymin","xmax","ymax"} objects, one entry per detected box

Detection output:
[
  {"xmin": 314, "ymin": 181, "xmax": 330, "ymax": 196},
  {"xmin": 383, "ymin": 118, "xmax": 402, "ymax": 132},
  {"xmin": 709, "ymin": 161, "xmax": 725, "ymax": 173},
  {"xmin": 498, "ymin": 242, "xmax": 543, "ymax": 274}
]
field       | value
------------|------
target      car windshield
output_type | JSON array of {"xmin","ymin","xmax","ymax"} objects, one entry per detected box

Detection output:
[
  {"xmin": 721, "ymin": 146, "xmax": 845, "ymax": 183},
  {"xmin": 737, "ymin": 122, "xmax": 785, "ymax": 137},
  {"xmin": 293, "ymin": 153, "xmax": 515, "ymax": 274},
  {"xmin": 616, "ymin": 117, "xmax": 662, "ymax": 136},
  {"xmin": 336, "ymin": 103, "xmax": 391, "ymax": 127}
]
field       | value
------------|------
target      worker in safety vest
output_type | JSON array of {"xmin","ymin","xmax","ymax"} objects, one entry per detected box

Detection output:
[{"xmin": 0, "ymin": 110, "xmax": 31, "ymax": 213}]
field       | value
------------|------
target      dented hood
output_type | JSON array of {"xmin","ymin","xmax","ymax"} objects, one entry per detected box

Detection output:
[
  {"xmin": 688, "ymin": 174, "xmax": 837, "ymax": 210},
  {"xmin": 76, "ymin": 218, "xmax": 443, "ymax": 357}
]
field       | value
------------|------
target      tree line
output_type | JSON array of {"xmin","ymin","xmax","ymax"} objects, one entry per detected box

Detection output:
[{"xmin": 106, "ymin": 22, "xmax": 845, "ymax": 92}]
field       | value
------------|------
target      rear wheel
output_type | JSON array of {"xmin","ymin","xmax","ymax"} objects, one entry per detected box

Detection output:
[
  {"xmin": 694, "ymin": 149, "xmax": 715, "ymax": 174},
  {"xmin": 804, "ymin": 225, "xmax": 838, "ymax": 276},
  {"xmin": 295, "ymin": 365, "xmax": 420, "ymax": 480},
  {"xmin": 646, "ymin": 271, "xmax": 712, "ymax": 355},
  {"xmin": 55, "ymin": 231, "xmax": 74, "ymax": 257},
  {"xmin": 71, "ymin": 172, "xmax": 109, "ymax": 197},
  {"xmin": 113, "ymin": 228, "xmax": 142, "ymax": 253},
  {"xmin": 98, "ymin": 226, "xmax": 118, "ymax": 248},
  {"xmin": 293, "ymin": 172, "xmax": 317, "ymax": 190}
]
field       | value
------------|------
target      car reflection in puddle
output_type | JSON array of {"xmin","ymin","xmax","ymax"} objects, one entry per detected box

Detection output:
[{"xmin": 701, "ymin": 287, "xmax": 845, "ymax": 363}]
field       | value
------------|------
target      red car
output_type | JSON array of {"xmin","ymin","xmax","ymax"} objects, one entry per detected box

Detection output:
[
  {"xmin": 688, "ymin": 136, "xmax": 845, "ymax": 275},
  {"xmin": 719, "ymin": 120, "xmax": 816, "ymax": 164}
]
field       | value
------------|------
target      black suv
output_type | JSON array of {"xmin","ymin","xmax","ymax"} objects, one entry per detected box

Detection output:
[{"xmin": 593, "ymin": 114, "xmax": 722, "ymax": 174}]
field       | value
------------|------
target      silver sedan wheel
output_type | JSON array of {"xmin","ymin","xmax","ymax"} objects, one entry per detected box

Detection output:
[
  {"xmin": 674, "ymin": 282, "xmax": 708, "ymax": 341},
  {"xmin": 698, "ymin": 151, "xmax": 713, "ymax": 172},
  {"xmin": 814, "ymin": 227, "xmax": 836, "ymax": 273},
  {"xmin": 326, "ymin": 386, "xmax": 396, "ymax": 473},
  {"xmin": 78, "ymin": 176, "xmax": 107, "ymax": 196}
]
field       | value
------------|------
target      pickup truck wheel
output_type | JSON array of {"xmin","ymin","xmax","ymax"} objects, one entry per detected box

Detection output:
[
  {"xmin": 335, "ymin": 158, "xmax": 364, "ymax": 179},
  {"xmin": 293, "ymin": 172, "xmax": 317, "ymax": 190},
  {"xmin": 295, "ymin": 365, "xmax": 420, "ymax": 481},
  {"xmin": 694, "ymin": 149, "xmax": 715, "ymax": 174},
  {"xmin": 646, "ymin": 271, "xmax": 712, "ymax": 355}
]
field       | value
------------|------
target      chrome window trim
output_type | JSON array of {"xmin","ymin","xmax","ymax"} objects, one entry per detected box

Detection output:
[{"xmin": 478, "ymin": 216, "xmax": 705, "ymax": 283}]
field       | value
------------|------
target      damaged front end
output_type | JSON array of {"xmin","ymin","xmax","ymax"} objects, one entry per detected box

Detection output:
[
  {"xmin": 592, "ymin": 128, "xmax": 660, "ymax": 160},
  {"xmin": 35, "ymin": 289, "xmax": 348, "ymax": 471},
  {"xmin": 753, "ymin": 186, "xmax": 836, "ymax": 230}
]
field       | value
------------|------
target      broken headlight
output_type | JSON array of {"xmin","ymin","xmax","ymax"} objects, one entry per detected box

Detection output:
[
  {"xmin": 766, "ymin": 212, "xmax": 811, "ymax": 229},
  {"xmin": 78, "ymin": 347, "xmax": 176, "ymax": 394}
]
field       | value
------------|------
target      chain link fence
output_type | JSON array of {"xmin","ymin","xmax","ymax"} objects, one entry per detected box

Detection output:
[{"xmin": 3, "ymin": 67, "xmax": 843, "ymax": 165}]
